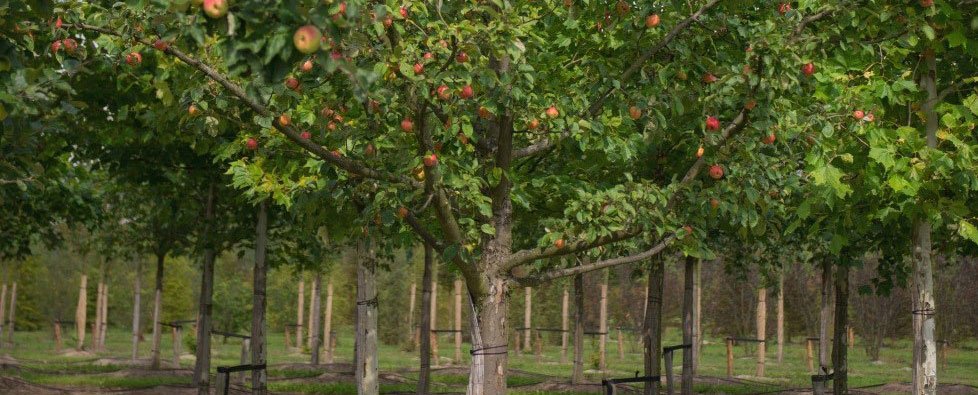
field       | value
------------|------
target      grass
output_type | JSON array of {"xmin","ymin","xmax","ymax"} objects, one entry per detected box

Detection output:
[{"xmin": 1, "ymin": 327, "xmax": 976, "ymax": 393}]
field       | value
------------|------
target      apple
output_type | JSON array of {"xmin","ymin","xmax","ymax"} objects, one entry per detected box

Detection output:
[
  {"xmin": 745, "ymin": 100, "xmax": 757, "ymax": 110},
  {"xmin": 852, "ymin": 110, "xmax": 864, "ymax": 119},
  {"xmin": 153, "ymin": 40, "xmax": 168, "ymax": 51},
  {"xmin": 683, "ymin": 225, "xmax": 693, "ymax": 235},
  {"xmin": 383, "ymin": 17, "xmax": 393, "ymax": 28},
  {"xmin": 696, "ymin": 146, "xmax": 704, "ymax": 158},
  {"xmin": 645, "ymin": 14, "xmax": 660, "ymax": 28},
  {"xmin": 126, "ymin": 52, "xmax": 142, "ymax": 66},
  {"xmin": 615, "ymin": 1, "xmax": 630, "ymax": 15},
  {"xmin": 434, "ymin": 142, "xmax": 443, "ymax": 151},
  {"xmin": 554, "ymin": 239, "xmax": 565, "ymax": 249},
  {"xmin": 401, "ymin": 118, "xmax": 414, "ymax": 132},
  {"xmin": 742, "ymin": 64, "xmax": 752, "ymax": 75},
  {"xmin": 802, "ymin": 62, "xmax": 815, "ymax": 76},
  {"xmin": 708, "ymin": 165, "xmax": 724, "ymax": 179},
  {"xmin": 55, "ymin": 17, "xmax": 63, "ymax": 29},
  {"xmin": 778, "ymin": 2, "xmax": 791, "ymax": 15},
  {"xmin": 864, "ymin": 113, "xmax": 875, "ymax": 122},
  {"xmin": 762, "ymin": 133, "xmax": 776, "ymax": 145},
  {"xmin": 456, "ymin": 51, "xmax": 469, "ymax": 63},
  {"xmin": 51, "ymin": 40, "xmax": 62, "ymax": 52},
  {"xmin": 327, "ymin": 122, "xmax": 337, "ymax": 130},
  {"xmin": 337, "ymin": 2, "xmax": 347, "ymax": 15},
  {"xmin": 709, "ymin": 198, "xmax": 719, "ymax": 209},
  {"xmin": 331, "ymin": 149, "xmax": 342, "ymax": 157},
  {"xmin": 202, "ymin": 0, "xmax": 228, "ymax": 19},
  {"xmin": 278, "ymin": 114, "xmax": 291, "ymax": 126},
  {"xmin": 920, "ymin": 0, "xmax": 933, "ymax": 6},
  {"xmin": 437, "ymin": 85, "xmax": 451, "ymax": 100},
  {"xmin": 677, "ymin": 71, "xmax": 688, "ymax": 81},
  {"xmin": 423, "ymin": 153, "xmax": 438, "ymax": 167},
  {"xmin": 413, "ymin": 167, "xmax": 425, "ymax": 181},
  {"xmin": 330, "ymin": 50, "xmax": 343, "ymax": 60},
  {"xmin": 457, "ymin": 132, "xmax": 469, "ymax": 144},
  {"xmin": 63, "ymin": 38, "xmax": 78, "ymax": 53},
  {"xmin": 705, "ymin": 116, "xmax": 720, "ymax": 131},
  {"xmin": 527, "ymin": 119, "xmax": 539, "ymax": 130},
  {"xmin": 459, "ymin": 85, "xmax": 474, "ymax": 99},
  {"xmin": 188, "ymin": 104, "xmax": 199, "ymax": 116},
  {"xmin": 478, "ymin": 106, "xmax": 491, "ymax": 119},
  {"xmin": 246, "ymin": 138, "xmax": 258, "ymax": 151},
  {"xmin": 424, "ymin": 52, "xmax": 434, "ymax": 61},
  {"xmin": 413, "ymin": 62, "xmax": 424, "ymax": 75},
  {"xmin": 702, "ymin": 73, "xmax": 717, "ymax": 83},
  {"xmin": 365, "ymin": 143, "xmax": 376, "ymax": 157},
  {"xmin": 300, "ymin": 130, "xmax": 312, "ymax": 139},
  {"xmin": 293, "ymin": 25, "xmax": 322, "ymax": 54},
  {"xmin": 397, "ymin": 207, "xmax": 409, "ymax": 218},
  {"xmin": 399, "ymin": 7, "xmax": 408, "ymax": 18},
  {"xmin": 321, "ymin": 107, "xmax": 335, "ymax": 118},
  {"xmin": 301, "ymin": 60, "xmax": 314, "ymax": 72},
  {"xmin": 285, "ymin": 77, "xmax": 300, "ymax": 90},
  {"xmin": 629, "ymin": 106, "xmax": 642, "ymax": 120},
  {"xmin": 546, "ymin": 106, "xmax": 559, "ymax": 118}
]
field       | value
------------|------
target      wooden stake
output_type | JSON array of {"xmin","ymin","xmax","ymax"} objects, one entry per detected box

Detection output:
[
  {"xmin": 599, "ymin": 279, "xmax": 608, "ymax": 371},
  {"xmin": 408, "ymin": 281, "xmax": 416, "ymax": 350},
  {"xmin": 617, "ymin": 328, "xmax": 624, "ymax": 361},
  {"xmin": 0, "ymin": 282, "xmax": 6, "ymax": 346},
  {"xmin": 296, "ymin": 279, "xmax": 304, "ymax": 352},
  {"xmin": 307, "ymin": 279, "xmax": 316, "ymax": 350},
  {"xmin": 524, "ymin": 287, "xmax": 532, "ymax": 351},
  {"xmin": 693, "ymin": 259, "xmax": 702, "ymax": 375},
  {"xmin": 430, "ymin": 263, "xmax": 439, "ymax": 364},
  {"xmin": 726, "ymin": 338, "xmax": 734, "ymax": 377},
  {"xmin": 806, "ymin": 339, "xmax": 815, "ymax": 374},
  {"xmin": 94, "ymin": 282, "xmax": 103, "ymax": 350},
  {"xmin": 324, "ymin": 281, "xmax": 334, "ymax": 364},
  {"xmin": 561, "ymin": 287, "xmax": 569, "ymax": 364},
  {"xmin": 99, "ymin": 284, "xmax": 108, "ymax": 350},
  {"xmin": 172, "ymin": 326, "xmax": 180, "ymax": 367},
  {"xmin": 777, "ymin": 272, "xmax": 785, "ymax": 363},
  {"xmin": 756, "ymin": 286, "xmax": 766, "ymax": 377},
  {"xmin": 238, "ymin": 339, "xmax": 250, "ymax": 384},
  {"xmin": 76, "ymin": 275, "xmax": 87, "ymax": 351},
  {"xmin": 454, "ymin": 279, "xmax": 462, "ymax": 364},
  {"xmin": 54, "ymin": 322, "xmax": 63, "ymax": 351}
]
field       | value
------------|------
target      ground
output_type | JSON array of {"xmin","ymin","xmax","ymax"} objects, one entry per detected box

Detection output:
[{"xmin": 0, "ymin": 327, "xmax": 976, "ymax": 394}]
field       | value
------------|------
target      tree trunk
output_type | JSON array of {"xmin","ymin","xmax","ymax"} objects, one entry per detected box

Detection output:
[
  {"xmin": 94, "ymin": 280, "xmax": 103, "ymax": 351},
  {"xmin": 682, "ymin": 256, "xmax": 694, "ymax": 394},
  {"xmin": 151, "ymin": 253, "xmax": 165, "ymax": 369},
  {"xmin": 819, "ymin": 258, "xmax": 832, "ymax": 372},
  {"xmin": 430, "ymin": 261, "xmax": 439, "ymax": 365},
  {"xmin": 296, "ymin": 279, "xmax": 304, "ymax": 352},
  {"xmin": 466, "ymin": 276, "xmax": 509, "ymax": 395},
  {"xmin": 756, "ymin": 286, "xmax": 766, "ymax": 377},
  {"xmin": 77, "ymin": 274, "xmax": 88, "ymax": 351},
  {"xmin": 523, "ymin": 287, "xmax": 532, "ymax": 351},
  {"xmin": 355, "ymin": 237, "xmax": 380, "ymax": 395},
  {"xmin": 777, "ymin": 271, "xmax": 785, "ymax": 363},
  {"xmin": 561, "ymin": 287, "xmax": 569, "ymax": 364},
  {"xmin": 833, "ymin": 263, "xmax": 849, "ymax": 395},
  {"xmin": 643, "ymin": 255, "xmax": 664, "ymax": 395},
  {"xmin": 572, "ymin": 273, "xmax": 585, "ymax": 384},
  {"xmin": 99, "ymin": 283, "xmax": 108, "ymax": 350},
  {"xmin": 693, "ymin": 261, "xmax": 701, "ymax": 374},
  {"xmin": 408, "ymin": 281, "xmax": 416, "ymax": 351},
  {"xmin": 307, "ymin": 278, "xmax": 315, "ymax": 350},
  {"xmin": 324, "ymin": 281, "xmax": 334, "ymax": 363},
  {"xmin": 310, "ymin": 273, "xmax": 322, "ymax": 365},
  {"xmin": 0, "ymin": 281, "xmax": 7, "ymax": 347},
  {"xmin": 132, "ymin": 261, "xmax": 142, "ymax": 361},
  {"xmin": 251, "ymin": 200, "xmax": 269, "ymax": 395},
  {"xmin": 418, "ymin": 244, "xmax": 433, "ymax": 395},
  {"xmin": 912, "ymin": 50, "xmax": 939, "ymax": 395},
  {"xmin": 6, "ymin": 282, "xmax": 16, "ymax": 344},
  {"xmin": 454, "ymin": 279, "xmax": 463, "ymax": 364},
  {"xmin": 193, "ymin": 184, "xmax": 217, "ymax": 395}
]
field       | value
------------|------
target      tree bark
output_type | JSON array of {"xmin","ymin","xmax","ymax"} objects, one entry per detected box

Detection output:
[
  {"xmin": 756, "ymin": 286, "xmax": 767, "ymax": 377},
  {"xmin": 572, "ymin": 273, "xmax": 585, "ymax": 384},
  {"xmin": 912, "ymin": 50, "xmax": 939, "ymax": 395},
  {"xmin": 599, "ymin": 274, "xmax": 608, "ymax": 371},
  {"xmin": 99, "ymin": 283, "xmax": 108, "ymax": 350},
  {"xmin": 430, "ymin": 261, "xmax": 439, "ymax": 364},
  {"xmin": 454, "ymin": 279, "xmax": 463, "ymax": 364},
  {"xmin": 76, "ymin": 274, "xmax": 87, "ymax": 351},
  {"xmin": 296, "ymin": 279, "xmax": 304, "ymax": 352},
  {"xmin": 777, "ymin": 271, "xmax": 785, "ymax": 363},
  {"xmin": 324, "ymin": 281, "xmax": 334, "ymax": 363},
  {"xmin": 418, "ymin": 244, "xmax": 433, "ymax": 395},
  {"xmin": 408, "ymin": 281, "xmax": 416, "ymax": 351},
  {"xmin": 643, "ymin": 255, "xmax": 664, "ymax": 395},
  {"xmin": 466, "ymin": 276, "xmax": 509, "ymax": 395},
  {"xmin": 151, "ymin": 253, "xmax": 165, "ymax": 369},
  {"xmin": 193, "ymin": 182, "xmax": 217, "ymax": 392},
  {"xmin": 833, "ymin": 263, "xmax": 849, "ymax": 395},
  {"xmin": 693, "ymin": 259, "xmax": 701, "ymax": 375},
  {"xmin": 6, "ymin": 282, "xmax": 16, "ymax": 344},
  {"xmin": 307, "ymin": 279, "xmax": 315, "ymax": 350},
  {"xmin": 251, "ymin": 200, "xmax": 269, "ymax": 395},
  {"xmin": 561, "ymin": 287, "xmax": 569, "ymax": 364},
  {"xmin": 94, "ymin": 279, "xmax": 103, "ymax": 351},
  {"xmin": 310, "ymin": 273, "xmax": 322, "ymax": 365},
  {"xmin": 819, "ymin": 258, "xmax": 832, "ymax": 372},
  {"xmin": 131, "ymin": 260, "xmax": 142, "ymax": 361},
  {"xmin": 355, "ymin": 237, "xmax": 380, "ymax": 395},
  {"xmin": 682, "ymin": 256, "xmax": 694, "ymax": 394}
]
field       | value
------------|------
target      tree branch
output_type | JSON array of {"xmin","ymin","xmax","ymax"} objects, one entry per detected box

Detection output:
[
  {"xmin": 515, "ymin": 233, "xmax": 677, "ymax": 286},
  {"xmin": 512, "ymin": 0, "xmax": 722, "ymax": 159},
  {"xmin": 70, "ymin": 23, "xmax": 420, "ymax": 188}
]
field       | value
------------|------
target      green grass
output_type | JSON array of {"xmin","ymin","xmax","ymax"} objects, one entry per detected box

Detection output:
[{"xmin": 2, "ymin": 327, "xmax": 976, "ymax": 393}]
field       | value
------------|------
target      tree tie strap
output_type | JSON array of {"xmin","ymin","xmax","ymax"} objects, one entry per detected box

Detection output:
[
  {"xmin": 912, "ymin": 308, "xmax": 936, "ymax": 316},
  {"xmin": 356, "ymin": 297, "xmax": 378, "ymax": 307},
  {"xmin": 470, "ymin": 344, "xmax": 509, "ymax": 356}
]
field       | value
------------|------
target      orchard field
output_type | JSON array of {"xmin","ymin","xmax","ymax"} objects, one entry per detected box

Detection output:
[{"xmin": 2, "ymin": 0, "xmax": 978, "ymax": 394}]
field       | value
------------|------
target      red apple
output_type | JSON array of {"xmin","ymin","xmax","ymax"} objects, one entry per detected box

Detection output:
[
  {"xmin": 300, "ymin": 130, "xmax": 312, "ymax": 139},
  {"xmin": 55, "ymin": 17, "xmax": 63, "ymax": 29},
  {"xmin": 301, "ymin": 60, "xmax": 314, "ymax": 72},
  {"xmin": 683, "ymin": 225, "xmax": 693, "ymax": 235},
  {"xmin": 337, "ymin": 2, "xmax": 347, "ymax": 15},
  {"xmin": 321, "ymin": 107, "xmax": 335, "ymax": 118},
  {"xmin": 708, "ymin": 165, "xmax": 724, "ymax": 179},
  {"xmin": 709, "ymin": 198, "xmax": 719, "ymax": 209},
  {"xmin": 401, "ymin": 118, "xmax": 414, "ymax": 132},
  {"xmin": 645, "ymin": 14, "xmax": 660, "ymax": 28},
  {"xmin": 629, "ymin": 106, "xmax": 642, "ymax": 120},
  {"xmin": 285, "ymin": 77, "xmax": 300, "ymax": 90},
  {"xmin": 696, "ymin": 146, "xmax": 704, "ymax": 158},
  {"xmin": 437, "ymin": 85, "xmax": 451, "ymax": 100},
  {"xmin": 702, "ymin": 73, "xmax": 717, "ymax": 83},
  {"xmin": 546, "ymin": 106, "xmax": 559, "ymax": 118},
  {"xmin": 554, "ymin": 239, "xmax": 565, "ymax": 249},
  {"xmin": 278, "ymin": 114, "xmax": 291, "ymax": 126},
  {"xmin": 864, "ymin": 113, "xmax": 875, "ymax": 122},
  {"xmin": 383, "ymin": 17, "xmax": 393, "ymax": 28},
  {"xmin": 457, "ymin": 132, "xmax": 469, "ymax": 144},
  {"xmin": 397, "ymin": 207, "xmax": 409, "ymax": 218},
  {"xmin": 246, "ymin": 138, "xmax": 258, "ymax": 151},
  {"xmin": 153, "ymin": 40, "xmax": 168, "ymax": 51},
  {"xmin": 331, "ymin": 149, "xmax": 342, "ymax": 157},
  {"xmin": 852, "ymin": 110, "xmax": 864, "ymax": 119},
  {"xmin": 423, "ymin": 52, "xmax": 434, "ymax": 61},
  {"xmin": 63, "ymin": 38, "xmax": 78, "ymax": 53},
  {"xmin": 330, "ymin": 50, "xmax": 343, "ymax": 60},
  {"xmin": 527, "ymin": 119, "xmax": 539, "ymax": 130},
  {"xmin": 365, "ymin": 144, "xmax": 376, "ymax": 157},
  {"xmin": 778, "ymin": 2, "xmax": 791, "ymax": 15},
  {"xmin": 456, "ymin": 51, "xmax": 469, "ymax": 63},
  {"xmin": 327, "ymin": 122, "xmax": 337, "ymax": 130},
  {"xmin": 188, "ymin": 104, "xmax": 199, "ymax": 116},
  {"xmin": 203, "ymin": 0, "xmax": 229, "ymax": 18},
  {"xmin": 423, "ymin": 153, "xmax": 438, "ymax": 167},
  {"xmin": 705, "ymin": 116, "xmax": 720, "ymax": 131},
  {"xmin": 126, "ymin": 52, "xmax": 142, "ymax": 66},
  {"xmin": 802, "ymin": 62, "xmax": 815, "ymax": 76},
  {"xmin": 920, "ymin": 0, "xmax": 933, "ymax": 6},
  {"xmin": 459, "ymin": 85, "xmax": 474, "ymax": 99},
  {"xmin": 478, "ymin": 107, "xmax": 491, "ymax": 119},
  {"xmin": 745, "ymin": 100, "xmax": 757, "ymax": 110},
  {"xmin": 413, "ymin": 62, "xmax": 424, "ymax": 75},
  {"xmin": 50, "ymin": 40, "xmax": 62, "ymax": 52},
  {"xmin": 762, "ymin": 133, "xmax": 776, "ymax": 145},
  {"xmin": 293, "ymin": 25, "xmax": 322, "ymax": 54},
  {"xmin": 399, "ymin": 7, "xmax": 408, "ymax": 18}
]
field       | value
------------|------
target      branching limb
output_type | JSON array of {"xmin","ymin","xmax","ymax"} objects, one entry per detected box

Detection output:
[{"xmin": 515, "ymin": 233, "xmax": 677, "ymax": 286}]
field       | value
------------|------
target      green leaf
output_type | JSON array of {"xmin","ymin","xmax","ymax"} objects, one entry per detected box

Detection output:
[
  {"xmin": 959, "ymin": 220, "xmax": 978, "ymax": 245},
  {"xmin": 921, "ymin": 25, "xmax": 936, "ymax": 40},
  {"xmin": 480, "ymin": 223, "xmax": 496, "ymax": 236}
]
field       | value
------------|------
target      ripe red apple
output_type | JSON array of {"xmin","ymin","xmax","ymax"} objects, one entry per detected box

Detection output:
[
  {"xmin": 456, "ymin": 51, "xmax": 469, "ymax": 63},
  {"xmin": 554, "ymin": 239, "xmax": 565, "ymax": 249},
  {"xmin": 615, "ymin": 1, "xmax": 630, "ymax": 15},
  {"xmin": 63, "ymin": 38, "xmax": 78, "ymax": 53},
  {"xmin": 331, "ymin": 149, "xmax": 342, "ymax": 157},
  {"xmin": 401, "ymin": 118, "xmax": 414, "ymax": 132},
  {"xmin": 629, "ymin": 106, "xmax": 641, "ymax": 120},
  {"xmin": 920, "ymin": 0, "xmax": 933, "ymax": 6},
  {"xmin": 285, "ymin": 77, "xmax": 300, "ymax": 90},
  {"xmin": 527, "ymin": 119, "xmax": 539, "ymax": 130},
  {"xmin": 708, "ymin": 165, "xmax": 724, "ymax": 179},
  {"xmin": 709, "ymin": 198, "xmax": 719, "ymax": 209},
  {"xmin": 51, "ymin": 40, "xmax": 62, "ymax": 52},
  {"xmin": 383, "ymin": 17, "xmax": 393, "ymax": 28},
  {"xmin": 742, "ymin": 64, "xmax": 752, "ymax": 75},
  {"xmin": 337, "ymin": 2, "xmax": 347, "ymax": 15},
  {"xmin": 459, "ymin": 85, "xmax": 474, "ymax": 99},
  {"xmin": 702, "ymin": 73, "xmax": 717, "ymax": 83},
  {"xmin": 126, "ymin": 52, "xmax": 142, "ymax": 66},
  {"xmin": 301, "ymin": 60, "xmax": 314, "ymax": 72},
  {"xmin": 293, "ymin": 25, "xmax": 322, "ymax": 54},
  {"xmin": 413, "ymin": 62, "xmax": 424, "ymax": 75},
  {"xmin": 696, "ymin": 146, "xmax": 704, "ymax": 158},
  {"xmin": 188, "ymin": 104, "xmax": 199, "ymax": 116},
  {"xmin": 762, "ymin": 133, "xmax": 776, "ymax": 145},
  {"xmin": 321, "ymin": 107, "xmax": 335, "ymax": 118},
  {"xmin": 55, "ymin": 17, "xmax": 63, "ymax": 29},
  {"xmin": 365, "ymin": 143, "xmax": 376, "ymax": 157},
  {"xmin": 153, "ymin": 40, "xmax": 168, "ymax": 51},
  {"xmin": 399, "ymin": 7, "xmax": 408, "ymax": 18},
  {"xmin": 864, "ymin": 113, "xmax": 875, "ymax": 122},
  {"xmin": 645, "ymin": 14, "xmax": 660, "ymax": 28},
  {"xmin": 278, "ymin": 114, "xmax": 291, "ymax": 126},
  {"xmin": 802, "ymin": 62, "xmax": 815, "ymax": 76},
  {"xmin": 683, "ymin": 225, "xmax": 693, "ymax": 235},
  {"xmin": 300, "ymin": 130, "xmax": 312, "ymax": 139},
  {"xmin": 478, "ymin": 107, "xmax": 491, "ymax": 119},
  {"xmin": 397, "ymin": 207, "xmax": 409, "ymax": 218},
  {"xmin": 246, "ymin": 138, "xmax": 258, "ymax": 151},
  {"xmin": 437, "ymin": 85, "xmax": 451, "ymax": 100},
  {"xmin": 423, "ymin": 52, "xmax": 434, "ymax": 61},
  {"xmin": 457, "ymin": 132, "xmax": 469, "ymax": 145},
  {"xmin": 327, "ymin": 121, "xmax": 337, "ymax": 130},
  {"xmin": 546, "ymin": 106, "xmax": 559, "ymax": 118},
  {"xmin": 330, "ymin": 50, "xmax": 343, "ymax": 60},
  {"xmin": 705, "ymin": 116, "xmax": 720, "ymax": 131},
  {"xmin": 778, "ymin": 2, "xmax": 791, "ymax": 15},
  {"xmin": 423, "ymin": 153, "xmax": 438, "ymax": 167},
  {"xmin": 852, "ymin": 110, "xmax": 864, "ymax": 119},
  {"xmin": 745, "ymin": 100, "xmax": 757, "ymax": 110},
  {"xmin": 202, "ymin": 0, "xmax": 229, "ymax": 18}
]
